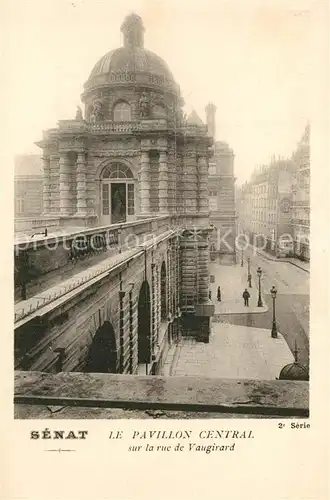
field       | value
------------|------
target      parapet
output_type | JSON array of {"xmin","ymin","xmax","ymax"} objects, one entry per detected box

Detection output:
[{"xmin": 14, "ymin": 371, "xmax": 309, "ymax": 419}]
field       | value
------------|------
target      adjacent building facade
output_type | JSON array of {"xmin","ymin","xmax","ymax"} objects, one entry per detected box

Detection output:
[
  {"xmin": 237, "ymin": 158, "xmax": 295, "ymax": 256},
  {"xmin": 291, "ymin": 125, "xmax": 310, "ymax": 261},
  {"xmin": 14, "ymin": 155, "xmax": 43, "ymax": 218},
  {"xmin": 205, "ymin": 103, "xmax": 237, "ymax": 263}
]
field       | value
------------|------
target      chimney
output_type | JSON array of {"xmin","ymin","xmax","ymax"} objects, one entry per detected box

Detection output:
[{"xmin": 205, "ymin": 102, "xmax": 217, "ymax": 139}]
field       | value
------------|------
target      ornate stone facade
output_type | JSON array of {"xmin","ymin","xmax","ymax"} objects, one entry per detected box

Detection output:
[{"xmin": 33, "ymin": 13, "xmax": 214, "ymax": 346}]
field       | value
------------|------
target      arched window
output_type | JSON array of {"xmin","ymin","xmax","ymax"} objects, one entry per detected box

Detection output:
[
  {"xmin": 101, "ymin": 163, "xmax": 133, "ymax": 179},
  {"xmin": 138, "ymin": 281, "xmax": 151, "ymax": 365},
  {"xmin": 100, "ymin": 163, "xmax": 135, "ymax": 224},
  {"xmin": 113, "ymin": 101, "xmax": 131, "ymax": 122}
]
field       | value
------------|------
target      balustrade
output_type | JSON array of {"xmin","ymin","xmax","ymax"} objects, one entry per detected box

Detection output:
[{"xmin": 88, "ymin": 121, "xmax": 141, "ymax": 132}]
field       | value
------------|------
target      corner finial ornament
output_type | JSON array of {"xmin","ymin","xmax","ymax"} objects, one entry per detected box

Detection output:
[{"xmin": 75, "ymin": 105, "xmax": 83, "ymax": 121}]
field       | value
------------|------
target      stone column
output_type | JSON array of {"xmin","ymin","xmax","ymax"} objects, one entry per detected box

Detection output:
[
  {"xmin": 158, "ymin": 150, "xmax": 168, "ymax": 213},
  {"xmin": 76, "ymin": 152, "xmax": 87, "ymax": 215},
  {"xmin": 196, "ymin": 239, "xmax": 210, "ymax": 304},
  {"xmin": 42, "ymin": 156, "xmax": 51, "ymax": 214},
  {"xmin": 197, "ymin": 156, "xmax": 209, "ymax": 215},
  {"xmin": 59, "ymin": 152, "xmax": 70, "ymax": 215},
  {"xmin": 183, "ymin": 153, "xmax": 198, "ymax": 214},
  {"xmin": 140, "ymin": 151, "xmax": 150, "ymax": 214}
]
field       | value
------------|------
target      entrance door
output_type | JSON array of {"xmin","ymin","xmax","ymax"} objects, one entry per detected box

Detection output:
[
  {"xmin": 111, "ymin": 183, "xmax": 126, "ymax": 224},
  {"xmin": 101, "ymin": 181, "xmax": 135, "ymax": 225}
]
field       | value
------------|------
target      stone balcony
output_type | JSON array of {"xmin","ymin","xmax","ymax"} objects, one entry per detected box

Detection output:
[
  {"xmin": 51, "ymin": 119, "xmax": 209, "ymax": 136},
  {"xmin": 291, "ymin": 200, "xmax": 310, "ymax": 207},
  {"xmin": 291, "ymin": 218, "xmax": 310, "ymax": 227}
]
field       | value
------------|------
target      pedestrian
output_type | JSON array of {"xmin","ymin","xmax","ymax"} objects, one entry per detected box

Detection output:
[
  {"xmin": 217, "ymin": 286, "xmax": 222, "ymax": 302},
  {"xmin": 209, "ymin": 290, "xmax": 212, "ymax": 300},
  {"xmin": 242, "ymin": 288, "xmax": 250, "ymax": 307}
]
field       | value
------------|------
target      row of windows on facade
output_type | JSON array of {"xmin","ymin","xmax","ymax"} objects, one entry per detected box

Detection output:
[
  {"xmin": 252, "ymin": 211, "xmax": 277, "ymax": 222},
  {"xmin": 252, "ymin": 184, "xmax": 268, "ymax": 195},
  {"xmin": 251, "ymin": 199, "xmax": 276, "ymax": 209}
]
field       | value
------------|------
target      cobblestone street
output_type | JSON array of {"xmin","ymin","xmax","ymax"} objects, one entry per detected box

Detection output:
[
  {"xmin": 169, "ymin": 322, "xmax": 293, "ymax": 380},
  {"xmin": 209, "ymin": 263, "xmax": 268, "ymax": 314},
  {"xmin": 164, "ymin": 257, "xmax": 308, "ymax": 379}
]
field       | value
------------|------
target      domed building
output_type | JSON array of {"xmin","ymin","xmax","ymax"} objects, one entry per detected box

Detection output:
[
  {"xmin": 37, "ymin": 13, "xmax": 212, "ymax": 228},
  {"xmin": 35, "ymin": 13, "xmax": 214, "ymax": 337}
]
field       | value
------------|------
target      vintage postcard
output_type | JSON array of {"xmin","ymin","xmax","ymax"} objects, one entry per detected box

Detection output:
[{"xmin": 1, "ymin": 0, "xmax": 329, "ymax": 498}]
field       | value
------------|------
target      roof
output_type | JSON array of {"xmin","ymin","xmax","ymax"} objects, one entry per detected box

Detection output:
[
  {"xmin": 85, "ymin": 14, "xmax": 175, "ymax": 92},
  {"xmin": 15, "ymin": 155, "xmax": 43, "ymax": 177},
  {"xmin": 186, "ymin": 109, "xmax": 204, "ymax": 126},
  {"xmin": 87, "ymin": 47, "xmax": 173, "ymax": 81}
]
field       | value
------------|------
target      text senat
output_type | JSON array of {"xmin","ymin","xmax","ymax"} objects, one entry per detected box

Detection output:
[{"xmin": 30, "ymin": 429, "xmax": 88, "ymax": 439}]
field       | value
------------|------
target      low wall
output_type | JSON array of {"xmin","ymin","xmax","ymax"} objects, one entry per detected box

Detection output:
[{"xmin": 14, "ymin": 371, "xmax": 309, "ymax": 419}]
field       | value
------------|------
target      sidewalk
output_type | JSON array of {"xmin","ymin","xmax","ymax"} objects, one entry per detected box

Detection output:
[
  {"xmin": 171, "ymin": 322, "xmax": 294, "ymax": 380},
  {"xmin": 249, "ymin": 245, "xmax": 310, "ymax": 274},
  {"xmin": 209, "ymin": 263, "xmax": 268, "ymax": 314}
]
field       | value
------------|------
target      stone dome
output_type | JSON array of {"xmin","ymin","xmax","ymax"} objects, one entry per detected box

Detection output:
[
  {"xmin": 279, "ymin": 362, "xmax": 309, "ymax": 381},
  {"xmin": 87, "ymin": 47, "xmax": 174, "ymax": 83},
  {"xmin": 83, "ymin": 13, "xmax": 177, "ymax": 95}
]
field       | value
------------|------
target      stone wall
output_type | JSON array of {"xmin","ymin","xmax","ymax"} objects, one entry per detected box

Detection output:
[{"xmin": 14, "ymin": 231, "xmax": 179, "ymax": 376}]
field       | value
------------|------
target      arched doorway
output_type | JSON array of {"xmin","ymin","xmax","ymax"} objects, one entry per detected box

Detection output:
[
  {"xmin": 100, "ymin": 163, "xmax": 136, "ymax": 225},
  {"xmin": 137, "ymin": 281, "xmax": 151, "ymax": 365},
  {"xmin": 160, "ymin": 261, "xmax": 167, "ymax": 321},
  {"xmin": 85, "ymin": 321, "xmax": 117, "ymax": 373}
]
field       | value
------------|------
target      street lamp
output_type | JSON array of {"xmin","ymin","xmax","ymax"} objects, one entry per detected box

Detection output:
[
  {"xmin": 270, "ymin": 285, "xmax": 278, "ymax": 338},
  {"xmin": 241, "ymin": 248, "xmax": 244, "ymax": 267},
  {"xmin": 247, "ymin": 257, "xmax": 252, "ymax": 287},
  {"xmin": 257, "ymin": 266, "xmax": 263, "ymax": 307}
]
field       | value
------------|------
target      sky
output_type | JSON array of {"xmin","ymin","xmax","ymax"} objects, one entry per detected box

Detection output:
[{"xmin": 3, "ymin": 0, "xmax": 313, "ymax": 183}]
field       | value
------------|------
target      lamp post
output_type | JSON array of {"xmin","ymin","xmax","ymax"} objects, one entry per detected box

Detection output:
[
  {"xmin": 247, "ymin": 257, "xmax": 252, "ymax": 287},
  {"xmin": 270, "ymin": 285, "xmax": 278, "ymax": 338},
  {"xmin": 241, "ymin": 249, "xmax": 244, "ymax": 267},
  {"xmin": 257, "ymin": 266, "xmax": 263, "ymax": 307}
]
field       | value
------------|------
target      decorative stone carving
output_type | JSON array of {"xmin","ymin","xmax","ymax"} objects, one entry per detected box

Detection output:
[
  {"xmin": 150, "ymin": 92, "xmax": 165, "ymax": 107},
  {"xmin": 75, "ymin": 106, "xmax": 83, "ymax": 120},
  {"xmin": 95, "ymin": 139, "xmax": 136, "ymax": 149},
  {"xmin": 90, "ymin": 99, "xmax": 103, "ymax": 122},
  {"xmin": 91, "ymin": 150, "xmax": 139, "ymax": 157},
  {"xmin": 139, "ymin": 91, "xmax": 150, "ymax": 118}
]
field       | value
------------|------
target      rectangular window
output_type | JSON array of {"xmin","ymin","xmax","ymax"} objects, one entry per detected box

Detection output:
[
  {"xmin": 127, "ymin": 183, "xmax": 135, "ymax": 215},
  {"xmin": 102, "ymin": 184, "xmax": 110, "ymax": 215},
  {"xmin": 16, "ymin": 197, "xmax": 24, "ymax": 215},
  {"xmin": 209, "ymin": 196, "xmax": 217, "ymax": 211}
]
